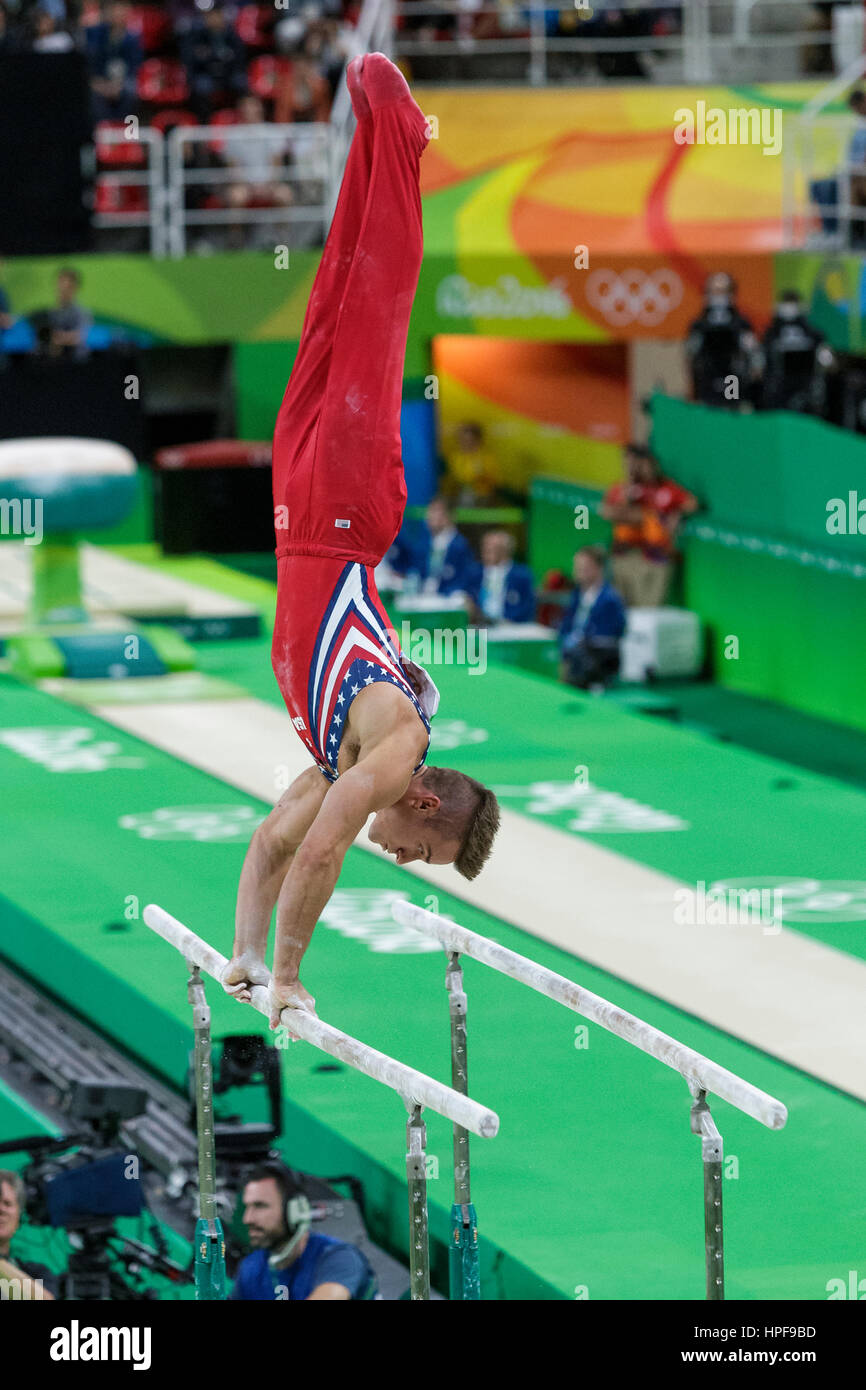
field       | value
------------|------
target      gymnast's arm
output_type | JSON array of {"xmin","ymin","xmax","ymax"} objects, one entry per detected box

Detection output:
[
  {"xmin": 268, "ymin": 729, "xmax": 421, "ymax": 1014},
  {"xmin": 222, "ymin": 766, "xmax": 330, "ymax": 1000}
]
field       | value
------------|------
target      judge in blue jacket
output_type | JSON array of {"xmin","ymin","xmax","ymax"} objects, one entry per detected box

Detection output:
[
  {"xmin": 468, "ymin": 530, "xmax": 536, "ymax": 624},
  {"xmin": 559, "ymin": 545, "xmax": 627, "ymax": 690},
  {"xmin": 388, "ymin": 496, "xmax": 476, "ymax": 597}
]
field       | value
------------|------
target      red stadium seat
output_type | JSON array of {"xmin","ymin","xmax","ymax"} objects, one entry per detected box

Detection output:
[
  {"xmin": 95, "ymin": 121, "xmax": 147, "ymax": 167},
  {"xmin": 235, "ymin": 3, "xmax": 274, "ymax": 51},
  {"xmin": 95, "ymin": 182, "xmax": 149, "ymax": 215},
  {"xmin": 150, "ymin": 108, "xmax": 198, "ymax": 135},
  {"xmin": 127, "ymin": 5, "xmax": 171, "ymax": 54},
  {"xmin": 208, "ymin": 107, "xmax": 239, "ymax": 154},
  {"xmin": 247, "ymin": 55, "xmax": 291, "ymax": 101},
  {"xmin": 137, "ymin": 58, "xmax": 190, "ymax": 106}
]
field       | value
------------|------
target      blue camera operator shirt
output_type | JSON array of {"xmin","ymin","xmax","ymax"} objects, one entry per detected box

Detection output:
[{"xmin": 230, "ymin": 1233, "xmax": 377, "ymax": 1301}]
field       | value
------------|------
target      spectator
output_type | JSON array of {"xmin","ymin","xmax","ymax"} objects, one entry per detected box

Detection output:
[
  {"xmin": 273, "ymin": 54, "xmax": 331, "ymax": 125},
  {"xmin": 230, "ymin": 1165, "xmax": 377, "ymax": 1301},
  {"xmin": 760, "ymin": 289, "xmax": 835, "ymax": 413},
  {"xmin": 600, "ymin": 443, "xmax": 698, "ymax": 608},
  {"xmin": 225, "ymin": 93, "xmax": 293, "ymax": 237},
  {"xmin": 685, "ymin": 271, "xmax": 761, "ymax": 409},
  {"xmin": 810, "ymin": 89, "xmax": 866, "ymax": 243},
  {"xmin": 181, "ymin": 1, "xmax": 247, "ymax": 122},
  {"xmin": 85, "ymin": 1, "xmax": 142, "ymax": 122},
  {"xmin": 38, "ymin": 267, "xmax": 93, "ymax": 360},
  {"xmin": 468, "ymin": 529, "xmax": 535, "ymax": 625},
  {"xmin": 30, "ymin": 4, "xmax": 74, "ymax": 51},
  {"xmin": 558, "ymin": 545, "xmax": 626, "ymax": 692},
  {"xmin": 389, "ymin": 497, "xmax": 477, "ymax": 598},
  {"xmin": 443, "ymin": 421, "xmax": 497, "ymax": 506},
  {"xmin": 0, "ymin": 1170, "xmax": 57, "ymax": 1300}
]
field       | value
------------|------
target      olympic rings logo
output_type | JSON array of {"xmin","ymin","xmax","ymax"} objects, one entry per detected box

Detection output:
[{"xmin": 585, "ymin": 268, "xmax": 684, "ymax": 327}]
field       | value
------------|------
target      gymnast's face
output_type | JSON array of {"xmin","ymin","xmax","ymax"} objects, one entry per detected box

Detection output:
[
  {"xmin": 241, "ymin": 1178, "xmax": 287, "ymax": 1249},
  {"xmin": 368, "ymin": 800, "xmax": 461, "ymax": 867}
]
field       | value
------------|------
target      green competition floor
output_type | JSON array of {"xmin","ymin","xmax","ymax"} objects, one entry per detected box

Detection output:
[{"xmin": 1, "ymin": 552, "xmax": 865, "ymax": 1299}]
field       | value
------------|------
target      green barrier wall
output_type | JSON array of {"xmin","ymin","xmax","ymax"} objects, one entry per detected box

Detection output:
[
  {"xmin": 682, "ymin": 524, "xmax": 866, "ymax": 732},
  {"xmin": 650, "ymin": 396, "xmax": 866, "ymax": 558}
]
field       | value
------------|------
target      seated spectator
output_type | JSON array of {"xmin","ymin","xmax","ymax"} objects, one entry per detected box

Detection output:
[
  {"xmin": 558, "ymin": 545, "xmax": 626, "ymax": 692},
  {"xmin": 85, "ymin": 0, "xmax": 142, "ymax": 122},
  {"xmin": 226, "ymin": 93, "xmax": 293, "ymax": 224},
  {"xmin": 760, "ymin": 290, "xmax": 835, "ymax": 413},
  {"xmin": 810, "ymin": 89, "xmax": 866, "ymax": 242},
  {"xmin": 35, "ymin": 267, "xmax": 93, "ymax": 360},
  {"xmin": 443, "ymin": 422, "xmax": 497, "ymax": 506},
  {"xmin": 600, "ymin": 444, "xmax": 698, "ymax": 608},
  {"xmin": 0, "ymin": 1170, "xmax": 57, "ymax": 1300},
  {"xmin": 467, "ymin": 529, "xmax": 535, "ymax": 625},
  {"xmin": 30, "ymin": 3, "xmax": 74, "ymax": 51},
  {"xmin": 180, "ymin": 1, "xmax": 247, "ymax": 122},
  {"xmin": 273, "ymin": 54, "xmax": 331, "ymax": 126},
  {"xmin": 230, "ymin": 1165, "xmax": 377, "ymax": 1301},
  {"xmin": 388, "ymin": 497, "xmax": 477, "ymax": 598},
  {"xmin": 685, "ymin": 272, "xmax": 760, "ymax": 409}
]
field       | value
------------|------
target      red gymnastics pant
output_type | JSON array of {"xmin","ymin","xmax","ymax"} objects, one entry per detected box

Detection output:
[
  {"xmin": 271, "ymin": 56, "xmax": 430, "ymax": 566},
  {"xmin": 270, "ymin": 57, "xmax": 431, "ymax": 760}
]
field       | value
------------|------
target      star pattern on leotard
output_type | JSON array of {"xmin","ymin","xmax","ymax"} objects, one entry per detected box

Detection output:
[{"xmin": 321, "ymin": 655, "xmax": 430, "ymax": 778}]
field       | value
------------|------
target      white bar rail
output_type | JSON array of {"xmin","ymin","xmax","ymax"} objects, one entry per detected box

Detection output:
[
  {"xmin": 392, "ymin": 902, "xmax": 787, "ymax": 1131},
  {"xmin": 143, "ymin": 904, "xmax": 499, "ymax": 1139}
]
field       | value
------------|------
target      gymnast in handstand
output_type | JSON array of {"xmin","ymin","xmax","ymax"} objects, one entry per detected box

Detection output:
[{"xmin": 222, "ymin": 54, "xmax": 500, "ymax": 1027}]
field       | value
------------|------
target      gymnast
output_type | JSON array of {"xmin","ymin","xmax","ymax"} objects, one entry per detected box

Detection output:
[{"xmin": 221, "ymin": 54, "xmax": 500, "ymax": 1028}]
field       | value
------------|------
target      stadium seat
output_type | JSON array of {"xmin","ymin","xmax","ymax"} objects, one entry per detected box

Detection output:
[
  {"xmin": 95, "ymin": 182, "xmax": 149, "ymax": 215},
  {"xmin": 151, "ymin": 108, "xmax": 198, "ymax": 135},
  {"xmin": 137, "ymin": 58, "xmax": 190, "ymax": 106},
  {"xmin": 128, "ymin": 5, "xmax": 171, "ymax": 54},
  {"xmin": 247, "ymin": 55, "xmax": 292, "ymax": 101},
  {"xmin": 95, "ymin": 122, "xmax": 147, "ymax": 168},
  {"xmin": 235, "ymin": 4, "xmax": 275, "ymax": 51}
]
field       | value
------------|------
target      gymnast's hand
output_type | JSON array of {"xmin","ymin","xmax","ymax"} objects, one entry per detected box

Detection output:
[
  {"xmin": 221, "ymin": 951, "xmax": 272, "ymax": 1004},
  {"xmin": 268, "ymin": 978, "xmax": 318, "ymax": 1034}
]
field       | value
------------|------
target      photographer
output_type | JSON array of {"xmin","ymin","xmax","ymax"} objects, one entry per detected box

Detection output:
[
  {"xmin": 0, "ymin": 1170, "xmax": 56, "ymax": 1299},
  {"xmin": 231, "ymin": 1163, "xmax": 377, "ymax": 1301}
]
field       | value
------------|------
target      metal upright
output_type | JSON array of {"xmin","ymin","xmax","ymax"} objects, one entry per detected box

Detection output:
[
  {"xmin": 446, "ymin": 952, "xmax": 480, "ymax": 1300},
  {"xmin": 187, "ymin": 964, "xmax": 227, "ymax": 1300}
]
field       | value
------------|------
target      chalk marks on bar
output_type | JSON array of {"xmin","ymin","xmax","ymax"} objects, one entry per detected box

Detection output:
[
  {"xmin": 142, "ymin": 904, "xmax": 500, "ymax": 1140},
  {"xmin": 392, "ymin": 901, "xmax": 787, "ymax": 1131}
]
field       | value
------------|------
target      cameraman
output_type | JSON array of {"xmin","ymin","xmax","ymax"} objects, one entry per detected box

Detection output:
[
  {"xmin": 231, "ymin": 1163, "xmax": 377, "ymax": 1301},
  {"xmin": 0, "ymin": 1170, "xmax": 56, "ymax": 1300}
]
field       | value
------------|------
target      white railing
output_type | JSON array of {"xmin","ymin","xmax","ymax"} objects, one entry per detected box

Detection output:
[
  {"xmin": 165, "ymin": 122, "xmax": 333, "ymax": 258},
  {"xmin": 93, "ymin": 125, "xmax": 167, "ymax": 258},
  {"xmin": 391, "ymin": 0, "xmax": 850, "ymax": 86},
  {"xmin": 782, "ymin": 52, "xmax": 866, "ymax": 248},
  {"xmin": 92, "ymin": 122, "xmax": 335, "ymax": 258}
]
